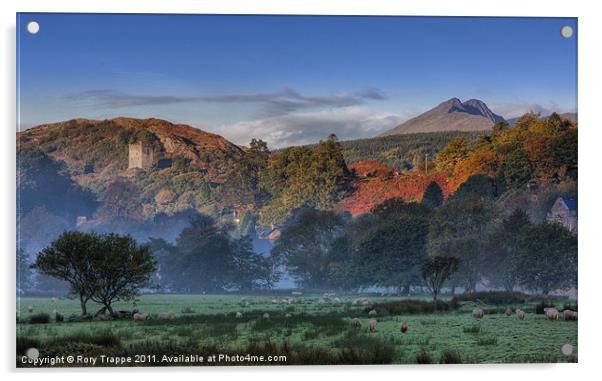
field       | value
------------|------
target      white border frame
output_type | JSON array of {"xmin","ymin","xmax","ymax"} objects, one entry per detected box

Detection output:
[{"xmin": 2, "ymin": 1, "xmax": 600, "ymax": 380}]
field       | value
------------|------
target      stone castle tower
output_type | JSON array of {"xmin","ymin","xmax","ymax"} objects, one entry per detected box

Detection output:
[{"xmin": 128, "ymin": 141, "xmax": 154, "ymax": 169}]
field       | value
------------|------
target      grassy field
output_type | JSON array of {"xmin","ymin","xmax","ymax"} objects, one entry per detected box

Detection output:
[{"xmin": 16, "ymin": 293, "xmax": 578, "ymax": 366}]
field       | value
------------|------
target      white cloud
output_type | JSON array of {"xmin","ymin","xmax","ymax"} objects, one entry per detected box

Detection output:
[
  {"xmin": 489, "ymin": 100, "xmax": 576, "ymax": 119},
  {"xmin": 216, "ymin": 106, "xmax": 403, "ymax": 148}
]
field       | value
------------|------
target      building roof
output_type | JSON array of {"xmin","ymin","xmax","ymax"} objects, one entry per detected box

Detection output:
[{"xmin": 560, "ymin": 197, "xmax": 578, "ymax": 212}]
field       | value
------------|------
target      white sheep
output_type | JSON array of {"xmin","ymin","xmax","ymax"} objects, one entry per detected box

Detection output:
[
  {"xmin": 350, "ymin": 318, "xmax": 362, "ymax": 329},
  {"xmin": 545, "ymin": 308, "xmax": 559, "ymax": 321},
  {"xmin": 368, "ymin": 309, "xmax": 377, "ymax": 317},
  {"xmin": 472, "ymin": 309, "xmax": 484, "ymax": 320},
  {"xmin": 133, "ymin": 313, "xmax": 148, "ymax": 321},
  {"xmin": 368, "ymin": 319, "xmax": 377, "ymax": 333},
  {"xmin": 263, "ymin": 312, "xmax": 270, "ymax": 319},
  {"xmin": 516, "ymin": 309, "xmax": 525, "ymax": 321},
  {"xmin": 400, "ymin": 322, "xmax": 408, "ymax": 333},
  {"xmin": 271, "ymin": 299, "xmax": 278, "ymax": 304},
  {"xmin": 27, "ymin": 306, "xmax": 33, "ymax": 313},
  {"xmin": 235, "ymin": 312, "xmax": 243, "ymax": 319},
  {"xmin": 157, "ymin": 311, "xmax": 174, "ymax": 321}
]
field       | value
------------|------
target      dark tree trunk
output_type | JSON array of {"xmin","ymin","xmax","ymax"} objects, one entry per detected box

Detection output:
[
  {"xmin": 103, "ymin": 302, "xmax": 114, "ymax": 315},
  {"xmin": 79, "ymin": 294, "xmax": 88, "ymax": 316},
  {"xmin": 402, "ymin": 283, "xmax": 411, "ymax": 296}
]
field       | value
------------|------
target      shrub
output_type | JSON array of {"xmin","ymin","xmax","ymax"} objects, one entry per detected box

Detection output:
[
  {"xmin": 373, "ymin": 299, "xmax": 458, "ymax": 315},
  {"xmin": 55, "ymin": 313, "xmax": 64, "ymax": 322},
  {"xmin": 535, "ymin": 301, "xmax": 556, "ymax": 314},
  {"xmin": 46, "ymin": 330, "xmax": 121, "ymax": 347},
  {"xmin": 463, "ymin": 325, "xmax": 481, "ymax": 334},
  {"xmin": 440, "ymin": 350, "xmax": 463, "ymax": 364},
  {"xmin": 563, "ymin": 303, "xmax": 578, "ymax": 312},
  {"xmin": 415, "ymin": 350, "xmax": 434, "ymax": 364},
  {"xmin": 452, "ymin": 291, "xmax": 531, "ymax": 305},
  {"xmin": 29, "ymin": 313, "xmax": 50, "ymax": 324}
]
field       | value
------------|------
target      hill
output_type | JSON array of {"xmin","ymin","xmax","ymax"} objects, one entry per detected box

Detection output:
[
  {"xmin": 340, "ymin": 130, "xmax": 486, "ymax": 170},
  {"xmin": 381, "ymin": 98, "xmax": 505, "ymax": 136},
  {"xmin": 17, "ymin": 118, "xmax": 246, "ymax": 251}
]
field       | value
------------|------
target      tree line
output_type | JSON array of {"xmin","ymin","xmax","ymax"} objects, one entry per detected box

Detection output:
[{"xmin": 273, "ymin": 196, "xmax": 577, "ymax": 296}]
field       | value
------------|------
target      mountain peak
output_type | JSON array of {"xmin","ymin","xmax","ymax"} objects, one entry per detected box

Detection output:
[{"xmin": 381, "ymin": 98, "xmax": 506, "ymax": 136}]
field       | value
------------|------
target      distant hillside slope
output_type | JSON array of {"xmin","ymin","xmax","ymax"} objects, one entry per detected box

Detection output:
[
  {"xmin": 381, "ymin": 98, "xmax": 506, "ymax": 136},
  {"xmin": 340, "ymin": 130, "xmax": 486, "ymax": 171},
  {"xmin": 507, "ymin": 112, "xmax": 577, "ymax": 126}
]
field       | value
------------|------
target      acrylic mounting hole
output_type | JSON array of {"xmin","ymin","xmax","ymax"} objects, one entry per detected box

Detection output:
[
  {"xmin": 560, "ymin": 25, "xmax": 573, "ymax": 39},
  {"xmin": 26, "ymin": 21, "xmax": 40, "ymax": 35}
]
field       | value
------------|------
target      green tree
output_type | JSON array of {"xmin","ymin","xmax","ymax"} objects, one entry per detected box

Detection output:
[
  {"xmin": 17, "ymin": 249, "xmax": 32, "ymax": 295},
  {"xmin": 513, "ymin": 222, "xmax": 577, "ymax": 294},
  {"xmin": 483, "ymin": 209, "xmax": 530, "ymax": 291},
  {"xmin": 502, "ymin": 149, "xmax": 532, "ymax": 188},
  {"xmin": 450, "ymin": 174, "xmax": 498, "ymax": 201},
  {"xmin": 272, "ymin": 209, "xmax": 346, "ymax": 289},
  {"xmin": 422, "ymin": 181, "xmax": 444, "ymax": 209},
  {"xmin": 355, "ymin": 217, "xmax": 429, "ymax": 295},
  {"xmin": 427, "ymin": 198, "xmax": 496, "ymax": 293},
  {"xmin": 85, "ymin": 233, "xmax": 156, "ymax": 315},
  {"xmin": 421, "ymin": 256, "xmax": 460, "ymax": 304},
  {"xmin": 32, "ymin": 231, "xmax": 101, "ymax": 315},
  {"xmin": 155, "ymin": 215, "xmax": 276, "ymax": 292}
]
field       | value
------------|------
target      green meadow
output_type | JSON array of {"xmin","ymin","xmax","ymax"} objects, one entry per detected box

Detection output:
[{"xmin": 16, "ymin": 293, "xmax": 578, "ymax": 366}]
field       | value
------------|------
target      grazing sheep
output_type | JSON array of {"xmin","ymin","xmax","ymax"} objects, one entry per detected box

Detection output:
[
  {"xmin": 263, "ymin": 313, "xmax": 270, "ymax": 319},
  {"xmin": 351, "ymin": 318, "xmax": 362, "ymax": 329},
  {"xmin": 563, "ymin": 310, "xmax": 577, "ymax": 321},
  {"xmin": 271, "ymin": 299, "xmax": 278, "ymax": 304},
  {"xmin": 27, "ymin": 306, "xmax": 33, "ymax": 313},
  {"xmin": 133, "ymin": 313, "xmax": 149, "ymax": 321},
  {"xmin": 368, "ymin": 309, "xmax": 377, "ymax": 317},
  {"xmin": 334, "ymin": 297, "xmax": 342, "ymax": 303},
  {"xmin": 472, "ymin": 309, "xmax": 484, "ymax": 320},
  {"xmin": 545, "ymin": 308, "xmax": 559, "ymax": 321},
  {"xmin": 516, "ymin": 309, "xmax": 525, "ymax": 321},
  {"xmin": 285, "ymin": 313, "xmax": 292, "ymax": 318},
  {"xmin": 235, "ymin": 312, "xmax": 243, "ymax": 319},
  {"xmin": 157, "ymin": 311, "xmax": 174, "ymax": 321},
  {"xmin": 362, "ymin": 300, "xmax": 370, "ymax": 307},
  {"xmin": 351, "ymin": 299, "xmax": 358, "ymax": 306},
  {"xmin": 368, "ymin": 319, "xmax": 377, "ymax": 333},
  {"xmin": 400, "ymin": 322, "xmax": 408, "ymax": 333},
  {"xmin": 319, "ymin": 298, "xmax": 326, "ymax": 305},
  {"xmin": 505, "ymin": 307, "xmax": 513, "ymax": 316}
]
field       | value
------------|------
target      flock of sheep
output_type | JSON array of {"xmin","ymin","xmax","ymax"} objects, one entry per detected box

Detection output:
[
  {"xmin": 471, "ymin": 307, "xmax": 578, "ymax": 322},
  {"xmin": 24, "ymin": 293, "xmax": 578, "ymax": 330}
]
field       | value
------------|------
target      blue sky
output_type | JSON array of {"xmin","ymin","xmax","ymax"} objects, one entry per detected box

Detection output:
[{"xmin": 17, "ymin": 14, "xmax": 577, "ymax": 147}]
